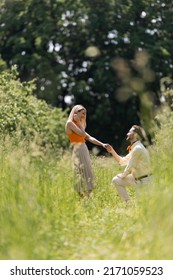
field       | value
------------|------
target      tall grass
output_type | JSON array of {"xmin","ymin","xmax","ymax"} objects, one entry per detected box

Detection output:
[{"xmin": 0, "ymin": 119, "xmax": 173, "ymax": 260}]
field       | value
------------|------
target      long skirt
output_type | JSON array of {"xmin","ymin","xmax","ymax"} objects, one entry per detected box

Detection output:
[{"xmin": 72, "ymin": 143, "xmax": 95, "ymax": 193}]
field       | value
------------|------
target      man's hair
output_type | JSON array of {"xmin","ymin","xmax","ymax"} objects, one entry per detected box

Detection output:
[{"xmin": 132, "ymin": 125, "xmax": 147, "ymax": 141}]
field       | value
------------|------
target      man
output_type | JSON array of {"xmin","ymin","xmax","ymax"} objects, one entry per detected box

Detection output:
[{"xmin": 107, "ymin": 125, "xmax": 152, "ymax": 202}]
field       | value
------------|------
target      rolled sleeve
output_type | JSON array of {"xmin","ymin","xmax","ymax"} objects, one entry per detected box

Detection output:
[{"xmin": 119, "ymin": 154, "xmax": 131, "ymax": 166}]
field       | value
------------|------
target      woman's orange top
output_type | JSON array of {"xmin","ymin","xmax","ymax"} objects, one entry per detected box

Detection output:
[
  {"xmin": 67, "ymin": 121, "xmax": 86, "ymax": 143},
  {"xmin": 67, "ymin": 132, "xmax": 86, "ymax": 143}
]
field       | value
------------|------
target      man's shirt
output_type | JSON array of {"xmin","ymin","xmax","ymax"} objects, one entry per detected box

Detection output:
[{"xmin": 119, "ymin": 141, "xmax": 151, "ymax": 178}]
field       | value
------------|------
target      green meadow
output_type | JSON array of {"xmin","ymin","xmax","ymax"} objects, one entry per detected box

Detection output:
[{"xmin": 0, "ymin": 111, "xmax": 173, "ymax": 260}]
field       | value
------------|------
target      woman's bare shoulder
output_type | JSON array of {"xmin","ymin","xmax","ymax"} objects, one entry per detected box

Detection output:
[{"xmin": 66, "ymin": 120, "xmax": 74, "ymax": 128}]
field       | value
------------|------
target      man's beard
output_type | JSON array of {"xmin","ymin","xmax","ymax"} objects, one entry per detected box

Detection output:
[
  {"xmin": 126, "ymin": 135, "xmax": 130, "ymax": 141},
  {"xmin": 126, "ymin": 135, "xmax": 134, "ymax": 143}
]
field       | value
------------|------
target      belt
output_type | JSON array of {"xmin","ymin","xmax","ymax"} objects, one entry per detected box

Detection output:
[{"xmin": 135, "ymin": 174, "xmax": 152, "ymax": 181}]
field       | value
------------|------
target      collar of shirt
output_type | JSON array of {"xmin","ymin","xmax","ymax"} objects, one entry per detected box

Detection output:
[{"xmin": 127, "ymin": 140, "xmax": 141, "ymax": 152}]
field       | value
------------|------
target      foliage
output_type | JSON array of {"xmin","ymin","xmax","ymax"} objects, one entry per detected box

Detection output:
[
  {"xmin": 0, "ymin": 66, "xmax": 68, "ymax": 153},
  {"xmin": 1, "ymin": 1, "xmax": 173, "ymax": 260},
  {"xmin": 0, "ymin": 118, "xmax": 173, "ymax": 259},
  {"xmin": 1, "ymin": 0, "xmax": 173, "ymax": 148}
]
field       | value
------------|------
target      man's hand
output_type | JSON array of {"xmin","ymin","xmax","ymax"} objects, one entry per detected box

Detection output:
[
  {"xmin": 117, "ymin": 173, "xmax": 126, "ymax": 179},
  {"xmin": 106, "ymin": 144, "xmax": 113, "ymax": 153}
]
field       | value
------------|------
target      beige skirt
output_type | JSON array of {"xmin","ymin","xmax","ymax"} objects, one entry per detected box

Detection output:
[{"xmin": 71, "ymin": 143, "xmax": 95, "ymax": 193}]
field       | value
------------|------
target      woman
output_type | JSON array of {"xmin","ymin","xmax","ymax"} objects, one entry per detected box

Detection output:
[{"xmin": 65, "ymin": 104, "xmax": 108, "ymax": 197}]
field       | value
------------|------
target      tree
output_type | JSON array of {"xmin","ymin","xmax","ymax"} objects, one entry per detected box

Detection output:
[{"xmin": 1, "ymin": 0, "xmax": 173, "ymax": 149}]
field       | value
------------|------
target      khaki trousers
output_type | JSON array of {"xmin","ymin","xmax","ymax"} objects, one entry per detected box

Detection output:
[{"xmin": 112, "ymin": 173, "xmax": 152, "ymax": 201}]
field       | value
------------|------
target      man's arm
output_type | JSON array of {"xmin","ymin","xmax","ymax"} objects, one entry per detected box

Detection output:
[{"xmin": 106, "ymin": 145, "xmax": 121, "ymax": 163}]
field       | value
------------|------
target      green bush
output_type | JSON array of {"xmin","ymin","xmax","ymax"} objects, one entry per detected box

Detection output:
[{"xmin": 0, "ymin": 66, "xmax": 68, "ymax": 154}]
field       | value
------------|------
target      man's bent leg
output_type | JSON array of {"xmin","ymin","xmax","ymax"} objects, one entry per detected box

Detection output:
[{"xmin": 112, "ymin": 174, "xmax": 136, "ymax": 201}]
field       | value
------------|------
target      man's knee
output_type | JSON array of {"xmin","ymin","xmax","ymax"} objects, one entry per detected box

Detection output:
[{"xmin": 112, "ymin": 175, "xmax": 121, "ymax": 186}]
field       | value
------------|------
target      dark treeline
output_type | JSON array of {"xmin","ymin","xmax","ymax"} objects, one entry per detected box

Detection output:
[{"xmin": 0, "ymin": 0, "xmax": 173, "ymax": 151}]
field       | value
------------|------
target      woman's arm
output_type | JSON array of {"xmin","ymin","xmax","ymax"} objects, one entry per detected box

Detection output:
[
  {"xmin": 66, "ymin": 120, "xmax": 86, "ymax": 137},
  {"xmin": 85, "ymin": 133, "xmax": 108, "ymax": 148}
]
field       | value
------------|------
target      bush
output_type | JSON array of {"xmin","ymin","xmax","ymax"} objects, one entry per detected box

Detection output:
[{"xmin": 0, "ymin": 66, "xmax": 68, "ymax": 154}]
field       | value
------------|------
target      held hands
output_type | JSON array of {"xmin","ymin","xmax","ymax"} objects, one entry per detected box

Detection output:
[
  {"xmin": 105, "ymin": 144, "xmax": 113, "ymax": 153},
  {"xmin": 102, "ymin": 143, "xmax": 109, "ymax": 149},
  {"xmin": 101, "ymin": 143, "xmax": 114, "ymax": 153}
]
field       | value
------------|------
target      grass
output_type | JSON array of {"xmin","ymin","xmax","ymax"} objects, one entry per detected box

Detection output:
[{"xmin": 0, "ymin": 135, "xmax": 173, "ymax": 260}]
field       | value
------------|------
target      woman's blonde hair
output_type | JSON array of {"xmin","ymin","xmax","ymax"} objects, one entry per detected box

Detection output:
[{"xmin": 67, "ymin": 105, "xmax": 87, "ymax": 129}]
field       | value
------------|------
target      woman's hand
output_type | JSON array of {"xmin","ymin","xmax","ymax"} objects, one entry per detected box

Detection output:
[
  {"xmin": 102, "ymin": 143, "xmax": 109, "ymax": 149},
  {"xmin": 74, "ymin": 113, "xmax": 80, "ymax": 122},
  {"xmin": 74, "ymin": 114, "xmax": 83, "ymax": 127}
]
